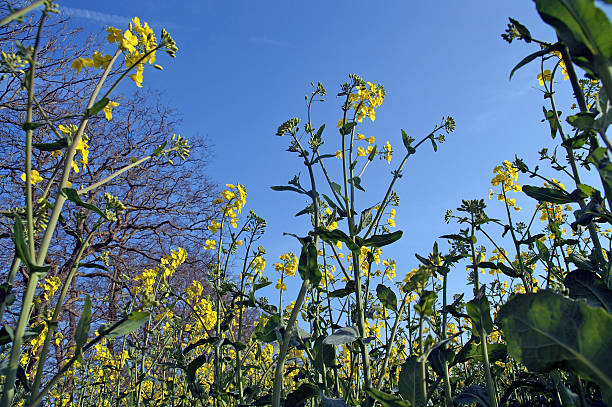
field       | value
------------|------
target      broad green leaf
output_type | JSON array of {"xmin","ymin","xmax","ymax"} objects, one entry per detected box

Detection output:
[
  {"xmin": 253, "ymin": 314, "xmax": 280, "ymax": 343},
  {"xmin": 362, "ymin": 230, "xmax": 403, "ymax": 248},
  {"xmin": 454, "ymin": 385, "xmax": 490, "ymax": 407},
  {"xmin": 567, "ymin": 112, "xmax": 596, "ymax": 130},
  {"xmin": 565, "ymin": 269, "xmax": 612, "ymax": 312},
  {"xmin": 62, "ymin": 188, "xmax": 108, "ymax": 220},
  {"xmin": 376, "ymin": 283, "xmax": 398, "ymax": 311},
  {"xmin": 316, "ymin": 227, "xmax": 360, "ymax": 251},
  {"xmin": 298, "ymin": 240, "xmax": 321, "ymax": 286},
  {"xmin": 398, "ymin": 356, "xmax": 425, "ymax": 406},
  {"xmin": 102, "ymin": 311, "xmax": 149, "ymax": 339},
  {"xmin": 313, "ymin": 337, "xmax": 335, "ymax": 374},
  {"xmin": 285, "ymin": 382, "xmax": 318, "ymax": 407},
  {"xmin": 499, "ymin": 290, "xmax": 612, "ymax": 404},
  {"xmin": 466, "ymin": 288, "xmax": 494, "ymax": 335},
  {"xmin": 322, "ymin": 326, "xmax": 360, "ymax": 345},
  {"xmin": 320, "ymin": 392, "xmax": 349, "ymax": 407},
  {"xmin": 535, "ymin": 0, "xmax": 612, "ymax": 76},
  {"xmin": 366, "ymin": 388, "xmax": 412, "ymax": 407},
  {"xmin": 522, "ymin": 185, "xmax": 585, "ymax": 204},
  {"xmin": 75, "ymin": 296, "xmax": 92, "ymax": 351}
]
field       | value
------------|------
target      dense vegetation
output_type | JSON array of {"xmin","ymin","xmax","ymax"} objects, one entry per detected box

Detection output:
[{"xmin": 1, "ymin": 1, "xmax": 612, "ymax": 406}]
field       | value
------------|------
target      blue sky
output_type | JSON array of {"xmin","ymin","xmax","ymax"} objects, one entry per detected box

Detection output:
[{"xmin": 56, "ymin": 1, "xmax": 605, "ymax": 299}]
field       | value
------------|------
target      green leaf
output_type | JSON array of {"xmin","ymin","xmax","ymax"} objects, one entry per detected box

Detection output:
[
  {"xmin": 567, "ymin": 112, "xmax": 596, "ymax": 130},
  {"xmin": 320, "ymin": 392, "xmax": 349, "ymax": 407},
  {"xmin": 339, "ymin": 121, "xmax": 357, "ymax": 136},
  {"xmin": 316, "ymin": 227, "xmax": 360, "ymax": 252},
  {"xmin": 398, "ymin": 356, "xmax": 425, "ymax": 406},
  {"xmin": 102, "ymin": 311, "xmax": 149, "ymax": 339},
  {"xmin": 11, "ymin": 213, "xmax": 29, "ymax": 267},
  {"xmin": 366, "ymin": 388, "xmax": 412, "ymax": 407},
  {"xmin": 362, "ymin": 230, "xmax": 403, "ymax": 248},
  {"xmin": 454, "ymin": 385, "xmax": 490, "ymax": 407},
  {"xmin": 33, "ymin": 138, "xmax": 69, "ymax": 151},
  {"xmin": 328, "ymin": 280, "xmax": 356, "ymax": 298},
  {"xmin": 499, "ymin": 290, "xmax": 612, "ymax": 405},
  {"xmin": 543, "ymin": 107, "xmax": 559, "ymax": 139},
  {"xmin": 85, "ymin": 97, "xmax": 109, "ymax": 117},
  {"xmin": 285, "ymin": 383, "xmax": 318, "ymax": 407},
  {"xmin": 322, "ymin": 326, "xmax": 360, "ymax": 346},
  {"xmin": 61, "ymin": 188, "xmax": 108, "ymax": 220},
  {"xmin": 313, "ymin": 337, "xmax": 335, "ymax": 374},
  {"xmin": 75, "ymin": 296, "xmax": 92, "ymax": 351},
  {"xmin": 254, "ymin": 314, "xmax": 280, "ymax": 343},
  {"xmin": 577, "ymin": 183, "xmax": 597, "ymax": 197},
  {"xmin": 376, "ymin": 284, "xmax": 398, "ymax": 311},
  {"xmin": 565, "ymin": 269, "xmax": 612, "ymax": 312},
  {"xmin": 401, "ymin": 129, "xmax": 416, "ymax": 154},
  {"xmin": 357, "ymin": 207, "xmax": 374, "ymax": 233},
  {"xmin": 522, "ymin": 185, "xmax": 585, "ymax": 204},
  {"xmin": 535, "ymin": 0, "xmax": 612, "ymax": 77},
  {"xmin": 298, "ymin": 240, "xmax": 321, "ymax": 286},
  {"xmin": 78, "ymin": 262, "xmax": 110, "ymax": 272},
  {"xmin": 348, "ymin": 176, "xmax": 365, "ymax": 192},
  {"xmin": 270, "ymin": 185, "xmax": 305, "ymax": 195},
  {"xmin": 414, "ymin": 290, "xmax": 437, "ymax": 318},
  {"xmin": 466, "ymin": 287, "xmax": 494, "ymax": 335},
  {"xmin": 21, "ymin": 122, "xmax": 45, "ymax": 131},
  {"xmin": 510, "ymin": 45, "xmax": 559, "ymax": 80}
]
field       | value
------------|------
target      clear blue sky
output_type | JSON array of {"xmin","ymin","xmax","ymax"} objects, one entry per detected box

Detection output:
[{"xmin": 56, "ymin": 1, "xmax": 606, "ymax": 298}]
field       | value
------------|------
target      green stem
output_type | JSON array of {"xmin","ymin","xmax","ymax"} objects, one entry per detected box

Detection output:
[
  {"xmin": 0, "ymin": 0, "xmax": 46, "ymax": 26},
  {"xmin": 28, "ymin": 224, "xmax": 99, "ymax": 401}
]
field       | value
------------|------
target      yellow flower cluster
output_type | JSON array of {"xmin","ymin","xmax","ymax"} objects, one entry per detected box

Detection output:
[
  {"xmin": 134, "ymin": 247, "xmax": 187, "ymax": 297},
  {"xmin": 71, "ymin": 51, "xmax": 113, "ymax": 73},
  {"xmin": 348, "ymin": 81, "xmax": 385, "ymax": 122},
  {"xmin": 489, "ymin": 160, "xmax": 521, "ymax": 211},
  {"xmin": 274, "ymin": 252, "xmax": 297, "ymax": 277},
  {"xmin": 210, "ymin": 183, "xmax": 247, "ymax": 229},
  {"xmin": 55, "ymin": 124, "xmax": 90, "ymax": 174},
  {"xmin": 107, "ymin": 17, "xmax": 158, "ymax": 87}
]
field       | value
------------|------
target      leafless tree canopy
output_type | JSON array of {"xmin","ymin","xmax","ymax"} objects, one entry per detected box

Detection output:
[{"xmin": 0, "ymin": 2, "xmax": 218, "ymax": 369}]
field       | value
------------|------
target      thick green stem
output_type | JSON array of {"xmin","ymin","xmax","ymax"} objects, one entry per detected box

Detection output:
[
  {"xmin": 480, "ymin": 329, "xmax": 499, "ymax": 407},
  {"xmin": 271, "ymin": 280, "xmax": 310, "ymax": 407}
]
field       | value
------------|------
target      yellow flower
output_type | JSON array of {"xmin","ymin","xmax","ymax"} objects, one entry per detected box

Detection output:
[
  {"xmin": 335, "ymin": 149, "xmax": 342, "ymax": 159},
  {"xmin": 20, "ymin": 170, "xmax": 43, "ymax": 184},
  {"xmin": 275, "ymin": 278, "xmax": 286, "ymax": 291},
  {"xmin": 537, "ymin": 69, "xmax": 552, "ymax": 86},
  {"xmin": 204, "ymin": 239, "xmax": 216, "ymax": 250},
  {"xmin": 366, "ymin": 136, "xmax": 375, "ymax": 144},
  {"xmin": 357, "ymin": 147, "xmax": 366, "ymax": 157},
  {"xmin": 337, "ymin": 118, "xmax": 345, "ymax": 128},
  {"xmin": 103, "ymin": 101, "xmax": 120, "ymax": 121},
  {"xmin": 383, "ymin": 141, "xmax": 393, "ymax": 163}
]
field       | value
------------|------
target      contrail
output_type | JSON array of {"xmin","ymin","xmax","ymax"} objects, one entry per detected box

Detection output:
[
  {"xmin": 60, "ymin": 6, "xmax": 178, "ymax": 30},
  {"xmin": 248, "ymin": 36, "xmax": 289, "ymax": 47}
]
